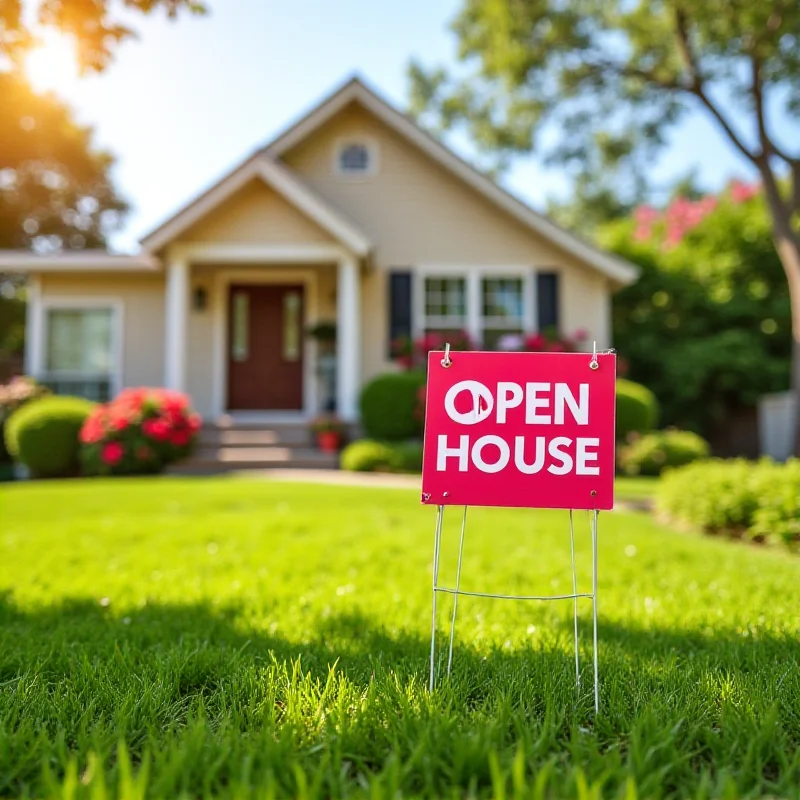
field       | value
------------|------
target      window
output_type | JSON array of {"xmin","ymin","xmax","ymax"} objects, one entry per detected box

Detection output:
[
  {"xmin": 423, "ymin": 277, "xmax": 466, "ymax": 332},
  {"xmin": 335, "ymin": 140, "xmax": 377, "ymax": 176},
  {"xmin": 43, "ymin": 306, "xmax": 117, "ymax": 401},
  {"xmin": 481, "ymin": 277, "xmax": 524, "ymax": 349},
  {"xmin": 231, "ymin": 292, "xmax": 249, "ymax": 362},
  {"xmin": 417, "ymin": 270, "xmax": 532, "ymax": 349}
]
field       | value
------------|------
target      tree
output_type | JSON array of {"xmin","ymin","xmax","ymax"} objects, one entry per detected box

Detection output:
[
  {"xmin": 603, "ymin": 183, "xmax": 790, "ymax": 437},
  {"xmin": 0, "ymin": 0, "xmax": 205, "ymax": 370},
  {"xmin": 1, "ymin": 1, "xmax": 205, "ymax": 72},
  {"xmin": 409, "ymin": 1, "xmax": 800, "ymax": 447}
]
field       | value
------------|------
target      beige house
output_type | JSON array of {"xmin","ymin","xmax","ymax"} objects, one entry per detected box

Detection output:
[{"xmin": 1, "ymin": 77, "xmax": 637, "ymax": 424}]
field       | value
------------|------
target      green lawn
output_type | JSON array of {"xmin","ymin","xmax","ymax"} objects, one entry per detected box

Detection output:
[{"xmin": 1, "ymin": 478, "xmax": 799, "ymax": 798}]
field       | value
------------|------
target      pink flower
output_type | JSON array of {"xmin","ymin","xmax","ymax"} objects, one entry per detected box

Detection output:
[
  {"xmin": 101, "ymin": 442, "xmax": 124, "ymax": 466},
  {"xmin": 142, "ymin": 418, "xmax": 171, "ymax": 442},
  {"xmin": 111, "ymin": 417, "xmax": 129, "ymax": 431},
  {"xmin": 80, "ymin": 419, "xmax": 104, "ymax": 444},
  {"xmin": 524, "ymin": 334, "xmax": 546, "ymax": 351},
  {"xmin": 730, "ymin": 179, "xmax": 759, "ymax": 203},
  {"xmin": 170, "ymin": 429, "xmax": 191, "ymax": 447},
  {"xmin": 572, "ymin": 328, "xmax": 588, "ymax": 342}
]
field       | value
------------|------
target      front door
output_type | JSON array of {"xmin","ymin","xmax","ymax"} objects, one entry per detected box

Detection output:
[{"xmin": 227, "ymin": 284, "xmax": 304, "ymax": 410}]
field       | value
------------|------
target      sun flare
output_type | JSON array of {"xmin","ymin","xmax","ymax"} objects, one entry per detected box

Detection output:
[{"xmin": 24, "ymin": 33, "xmax": 79, "ymax": 91}]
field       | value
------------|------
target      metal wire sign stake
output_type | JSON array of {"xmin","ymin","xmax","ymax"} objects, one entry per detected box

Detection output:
[{"xmin": 420, "ymin": 344, "xmax": 617, "ymax": 713}]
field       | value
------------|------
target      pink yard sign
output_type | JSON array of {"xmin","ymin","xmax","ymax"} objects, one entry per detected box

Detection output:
[{"xmin": 421, "ymin": 351, "xmax": 617, "ymax": 510}]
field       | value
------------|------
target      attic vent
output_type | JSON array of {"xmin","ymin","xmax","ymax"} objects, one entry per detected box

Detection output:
[{"xmin": 335, "ymin": 140, "xmax": 376, "ymax": 176}]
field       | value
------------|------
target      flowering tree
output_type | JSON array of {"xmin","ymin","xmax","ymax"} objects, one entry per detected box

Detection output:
[
  {"xmin": 80, "ymin": 388, "xmax": 202, "ymax": 476},
  {"xmin": 604, "ymin": 181, "xmax": 790, "ymax": 435}
]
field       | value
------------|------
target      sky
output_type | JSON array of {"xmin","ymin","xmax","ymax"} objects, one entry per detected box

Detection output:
[{"xmin": 26, "ymin": 0, "xmax": 772, "ymax": 254}]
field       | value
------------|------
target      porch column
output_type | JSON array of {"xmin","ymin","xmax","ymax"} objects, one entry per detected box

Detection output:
[
  {"xmin": 336, "ymin": 255, "xmax": 361, "ymax": 420},
  {"xmin": 164, "ymin": 255, "xmax": 189, "ymax": 391}
]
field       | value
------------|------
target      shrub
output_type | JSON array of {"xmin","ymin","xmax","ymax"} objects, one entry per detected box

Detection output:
[
  {"xmin": 616, "ymin": 379, "xmax": 659, "ymax": 442},
  {"xmin": 656, "ymin": 458, "xmax": 800, "ymax": 546},
  {"xmin": 0, "ymin": 376, "xmax": 50, "ymax": 464},
  {"xmin": 5, "ymin": 395, "xmax": 94, "ymax": 478},
  {"xmin": 618, "ymin": 429, "xmax": 710, "ymax": 476},
  {"xmin": 360, "ymin": 371, "xmax": 427, "ymax": 441},
  {"xmin": 341, "ymin": 440, "xmax": 402, "ymax": 472},
  {"xmin": 340, "ymin": 439, "xmax": 423, "ymax": 473},
  {"xmin": 80, "ymin": 388, "xmax": 202, "ymax": 476}
]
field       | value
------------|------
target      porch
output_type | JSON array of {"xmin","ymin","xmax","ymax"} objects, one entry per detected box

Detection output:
[{"xmin": 163, "ymin": 243, "xmax": 362, "ymax": 422}]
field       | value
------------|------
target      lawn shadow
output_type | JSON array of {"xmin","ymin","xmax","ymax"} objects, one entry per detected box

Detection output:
[
  {"xmin": 3, "ymin": 591, "xmax": 800, "ymax": 797},
  {"xmin": 1, "ymin": 589, "xmax": 797, "ymax": 700}
]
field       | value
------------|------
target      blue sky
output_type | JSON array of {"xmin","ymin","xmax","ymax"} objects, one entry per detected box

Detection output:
[{"xmin": 32, "ymin": 0, "xmax": 769, "ymax": 253}]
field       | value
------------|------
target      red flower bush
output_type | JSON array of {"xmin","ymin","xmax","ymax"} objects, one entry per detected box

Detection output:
[{"xmin": 80, "ymin": 388, "xmax": 201, "ymax": 476}]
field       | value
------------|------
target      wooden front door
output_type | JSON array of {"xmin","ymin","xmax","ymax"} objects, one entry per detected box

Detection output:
[{"xmin": 227, "ymin": 284, "xmax": 304, "ymax": 410}]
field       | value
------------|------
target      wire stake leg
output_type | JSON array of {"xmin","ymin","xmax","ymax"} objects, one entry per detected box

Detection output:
[
  {"xmin": 447, "ymin": 506, "xmax": 467, "ymax": 675},
  {"xmin": 591, "ymin": 509, "xmax": 599, "ymax": 714},
  {"xmin": 569, "ymin": 510, "xmax": 580, "ymax": 690},
  {"xmin": 429, "ymin": 505, "xmax": 444, "ymax": 692}
]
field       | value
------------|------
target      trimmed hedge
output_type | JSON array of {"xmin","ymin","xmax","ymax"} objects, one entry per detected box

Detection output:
[
  {"xmin": 360, "ymin": 371, "xmax": 427, "ymax": 441},
  {"xmin": 340, "ymin": 439, "xmax": 422, "ymax": 473},
  {"xmin": 616, "ymin": 379, "xmax": 659, "ymax": 442},
  {"xmin": 656, "ymin": 458, "xmax": 800, "ymax": 546},
  {"xmin": 5, "ymin": 396, "xmax": 95, "ymax": 478},
  {"xmin": 618, "ymin": 429, "xmax": 710, "ymax": 476}
]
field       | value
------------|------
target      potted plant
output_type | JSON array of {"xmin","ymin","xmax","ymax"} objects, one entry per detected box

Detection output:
[{"xmin": 310, "ymin": 415, "xmax": 347, "ymax": 452}]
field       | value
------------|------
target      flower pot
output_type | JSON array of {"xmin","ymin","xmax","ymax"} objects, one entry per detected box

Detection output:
[{"xmin": 316, "ymin": 431, "xmax": 342, "ymax": 453}]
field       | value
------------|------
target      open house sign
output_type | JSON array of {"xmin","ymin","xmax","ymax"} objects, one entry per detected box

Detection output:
[{"xmin": 421, "ymin": 351, "xmax": 617, "ymax": 510}]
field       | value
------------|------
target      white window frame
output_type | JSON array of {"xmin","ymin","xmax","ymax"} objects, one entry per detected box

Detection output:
[
  {"xmin": 31, "ymin": 295, "xmax": 124, "ymax": 398},
  {"xmin": 332, "ymin": 136, "xmax": 379, "ymax": 178},
  {"xmin": 414, "ymin": 266, "xmax": 536, "ymax": 346}
]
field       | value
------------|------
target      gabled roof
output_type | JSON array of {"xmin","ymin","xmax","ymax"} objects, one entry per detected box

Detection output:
[
  {"xmin": 140, "ymin": 153, "xmax": 371, "ymax": 256},
  {"xmin": 265, "ymin": 76, "xmax": 638, "ymax": 286}
]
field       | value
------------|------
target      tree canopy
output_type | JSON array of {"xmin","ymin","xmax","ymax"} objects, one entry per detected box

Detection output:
[{"xmin": 1, "ymin": 0, "xmax": 205, "ymax": 72}]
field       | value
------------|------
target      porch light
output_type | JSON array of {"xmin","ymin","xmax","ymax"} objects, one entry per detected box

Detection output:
[{"xmin": 192, "ymin": 286, "xmax": 208, "ymax": 311}]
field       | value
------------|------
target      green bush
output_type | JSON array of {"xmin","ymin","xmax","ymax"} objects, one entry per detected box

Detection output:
[
  {"xmin": 5, "ymin": 396, "xmax": 95, "ymax": 478},
  {"xmin": 618, "ymin": 429, "xmax": 710, "ymax": 476},
  {"xmin": 340, "ymin": 439, "xmax": 422, "ymax": 473},
  {"xmin": 360, "ymin": 371, "xmax": 427, "ymax": 441},
  {"xmin": 656, "ymin": 458, "xmax": 800, "ymax": 546},
  {"xmin": 616, "ymin": 379, "xmax": 659, "ymax": 442},
  {"xmin": 0, "ymin": 376, "xmax": 50, "ymax": 464}
]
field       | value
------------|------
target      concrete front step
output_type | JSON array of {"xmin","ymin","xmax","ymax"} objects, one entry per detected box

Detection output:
[
  {"xmin": 197, "ymin": 427, "xmax": 313, "ymax": 447},
  {"xmin": 173, "ymin": 421, "xmax": 340, "ymax": 474},
  {"xmin": 170, "ymin": 448, "xmax": 339, "ymax": 474}
]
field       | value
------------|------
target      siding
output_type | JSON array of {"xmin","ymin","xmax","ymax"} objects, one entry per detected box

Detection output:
[
  {"xmin": 281, "ymin": 101, "xmax": 612, "ymax": 382},
  {"xmin": 36, "ymin": 274, "xmax": 166, "ymax": 389}
]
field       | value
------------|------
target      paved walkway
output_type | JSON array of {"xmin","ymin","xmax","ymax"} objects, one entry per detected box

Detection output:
[
  {"xmin": 229, "ymin": 469, "xmax": 653, "ymax": 512},
  {"xmin": 236, "ymin": 468, "xmax": 421, "ymax": 490}
]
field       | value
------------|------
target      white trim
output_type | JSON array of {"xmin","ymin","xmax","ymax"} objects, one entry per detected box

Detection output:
[
  {"xmin": 332, "ymin": 136, "xmax": 380, "ymax": 179},
  {"xmin": 172, "ymin": 241, "xmax": 348, "ymax": 265},
  {"xmin": 336, "ymin": 256, "xmax": 361, "ymax": 421},
  {"xmin": 414, "ymin": 265, "xmax": 535, "ymax": 345},
  {"xmin": 0, "ymin": 252, "xmax": 158, "ymax": 273},
  {"xmin": 33, "ymin": 295, "xmax": 124, "ymax": 398},
  {"xmin": 140, "ymin": 155, "xmax": 372, "ymax": 257},
  {"xmin": 265, "ymin": 77, "xmax": 638, "ymax": 286},
  {"xmin": 164, "ymin": 256, "xmax": 189, "ymax": 391},
  {"xmin": 211, "ymin": 268, "xmax": 320, "ymax": 419},
  {"xmin": 24, "ymin": 276, "xmax": 41, "ymax": 376}
]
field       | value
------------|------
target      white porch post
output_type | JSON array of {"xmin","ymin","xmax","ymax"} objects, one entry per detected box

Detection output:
[
  {"xmin": 336, "ymin": 256, "xmax": 361, "ymax": 421},
  {"xmin": 164, "ymin": 255, "xmax": 189, "ymax": 391}
]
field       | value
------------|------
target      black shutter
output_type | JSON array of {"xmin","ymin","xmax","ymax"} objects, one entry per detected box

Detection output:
[
  {"xmin": 536, "ymin": 271, "xmax": 560, "ymax": 332},
  {"xmin": 388, "ymin": 270, "xmax": 413, "ymax": 355}
]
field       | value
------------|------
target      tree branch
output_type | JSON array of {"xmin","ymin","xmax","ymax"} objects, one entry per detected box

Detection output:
[{"xmin": 672, "ymin": 6, "xmax": 756, "ymax": 163}]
